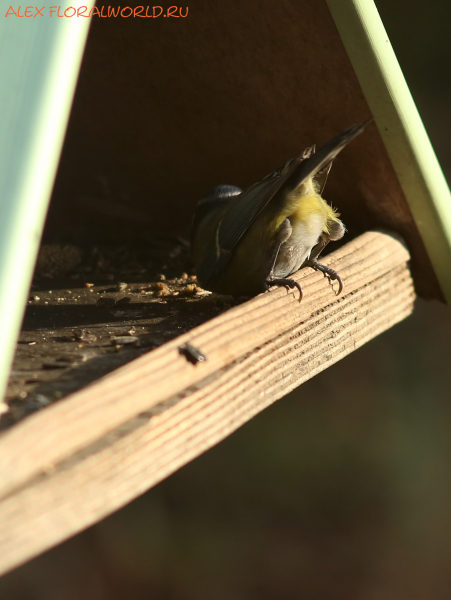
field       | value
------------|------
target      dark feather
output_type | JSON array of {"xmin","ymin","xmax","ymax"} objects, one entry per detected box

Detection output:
[{"xmin": 191, "ymin": 185, "xmax": 241, "ymax": 247}]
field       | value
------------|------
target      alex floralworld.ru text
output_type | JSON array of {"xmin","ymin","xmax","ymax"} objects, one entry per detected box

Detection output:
[{"xmin": 5, "ymin": 6, "xmax": 189, "ymax": 18}]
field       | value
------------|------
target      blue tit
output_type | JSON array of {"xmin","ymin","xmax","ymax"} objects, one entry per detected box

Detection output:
[{"xmin": 191, "ymin": 120, "xmax": 371, "ymax": 300}]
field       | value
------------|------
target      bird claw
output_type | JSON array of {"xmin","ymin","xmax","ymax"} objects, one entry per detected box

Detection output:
[
  {"xmin": 266, "ymin": 278, "xmax": 303, "ymax": 302},
  {"xmin": 303, "ymin": 260, "xmax": 343, "ymax": 295}
]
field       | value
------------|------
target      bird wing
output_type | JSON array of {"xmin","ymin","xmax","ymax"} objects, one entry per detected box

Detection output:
[
  {"xmin": 217, "ymin": 156, "xmax": 302, "ymax": 252},
  {"xmin": 192, "ymin": 164, "xmax": 300, "ymax": 290}
]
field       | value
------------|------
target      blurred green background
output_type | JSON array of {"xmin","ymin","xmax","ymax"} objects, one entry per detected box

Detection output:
[{"xmin": 2, "ymin": 0, "xmax": 451, "ymax": 598}]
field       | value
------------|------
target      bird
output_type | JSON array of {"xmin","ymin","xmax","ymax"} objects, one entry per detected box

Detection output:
[{"xmin": 191, "ymin": 120, "xmax": 371, "ymax": 301}]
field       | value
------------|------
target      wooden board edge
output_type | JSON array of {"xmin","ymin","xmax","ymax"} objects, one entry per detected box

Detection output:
[
  {"xmin": 0, "ymin": 260, "xmax": 415, "ymax": 575},
  {"xmin": 0, "ymin": 231, "xmax": 411, "ymax": 500}
]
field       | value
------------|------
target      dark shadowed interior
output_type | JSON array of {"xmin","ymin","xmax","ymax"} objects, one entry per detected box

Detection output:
[{"xmin": 45, "ymin": 0, "xmax": 440, "ymax": 298}]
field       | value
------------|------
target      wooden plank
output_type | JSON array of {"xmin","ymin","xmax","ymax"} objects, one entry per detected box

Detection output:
[
  {"xmin": 0, "ymin": 232, "xmax": 410, "ymax": 503},
  {"xmin": 0, "ymin": 249, "xmax": 414, "ymax": 576}
]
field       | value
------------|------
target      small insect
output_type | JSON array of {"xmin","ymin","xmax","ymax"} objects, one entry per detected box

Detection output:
[
  {"xmin": 178, "ymin": 342, "xmax": 207, "ymax": 364},
  {"xmin": 191, "ymin": 120, "xmax": 371, "ymax": 301}
]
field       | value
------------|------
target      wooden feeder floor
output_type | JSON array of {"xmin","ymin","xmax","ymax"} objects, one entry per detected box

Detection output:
[{"xmin": 3, "ymin": 238, "xmax": 233, "ymax": 429}]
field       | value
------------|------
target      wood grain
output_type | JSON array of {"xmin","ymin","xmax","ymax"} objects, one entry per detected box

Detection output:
[
  {"xmin": 0, "ymin": 249, "xmax": 414, "ymax": 575},
  {"xmin": 0, "ymin": 232, "xmax": 410, "ymax": 501}
]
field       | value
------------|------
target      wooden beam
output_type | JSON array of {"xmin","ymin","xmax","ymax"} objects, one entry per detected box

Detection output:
[{"xmin": 0, "ymin": 231, "xmax": 414, "ymax": 575}]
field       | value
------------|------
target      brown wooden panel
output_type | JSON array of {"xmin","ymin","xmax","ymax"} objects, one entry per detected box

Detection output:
[{"xmin": 46, "ymin": 0, "xmax": 440, "ymax": 299}]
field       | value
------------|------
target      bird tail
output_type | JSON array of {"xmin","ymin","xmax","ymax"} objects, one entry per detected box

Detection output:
[{"xmin": 281, "ymin": 118, "xmax": 373, "ymax": 195}]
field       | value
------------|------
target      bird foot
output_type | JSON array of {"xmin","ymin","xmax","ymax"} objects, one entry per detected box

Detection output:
[
  {"xmin": 265, "ymin": 278, "xmax": 303, "ymax": 302},
  {"xmin": 303, "ymin": 259, "xmax": 343, "ymax": 295}
]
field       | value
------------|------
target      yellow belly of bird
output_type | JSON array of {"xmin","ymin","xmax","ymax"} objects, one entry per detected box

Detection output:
[
  {"xmin": 270, "ymin": 189, "xmax": 341, "ymax": 279},
  {"xmin": 272, "ymin": 189, "xmax": 339, "ymax": 235},
  {"xmin": 213, "ymin": 188, "xmax": 340, "ymax": 295}
]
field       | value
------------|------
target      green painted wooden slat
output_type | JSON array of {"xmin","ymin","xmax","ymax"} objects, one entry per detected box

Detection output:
[
  {"xmin": 0, "ymin": 5, "xmax": 92, "ymax": 400},
  {"xmin": 327, "ymin": 0, "xmax": 451, "ymax": 306}
]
